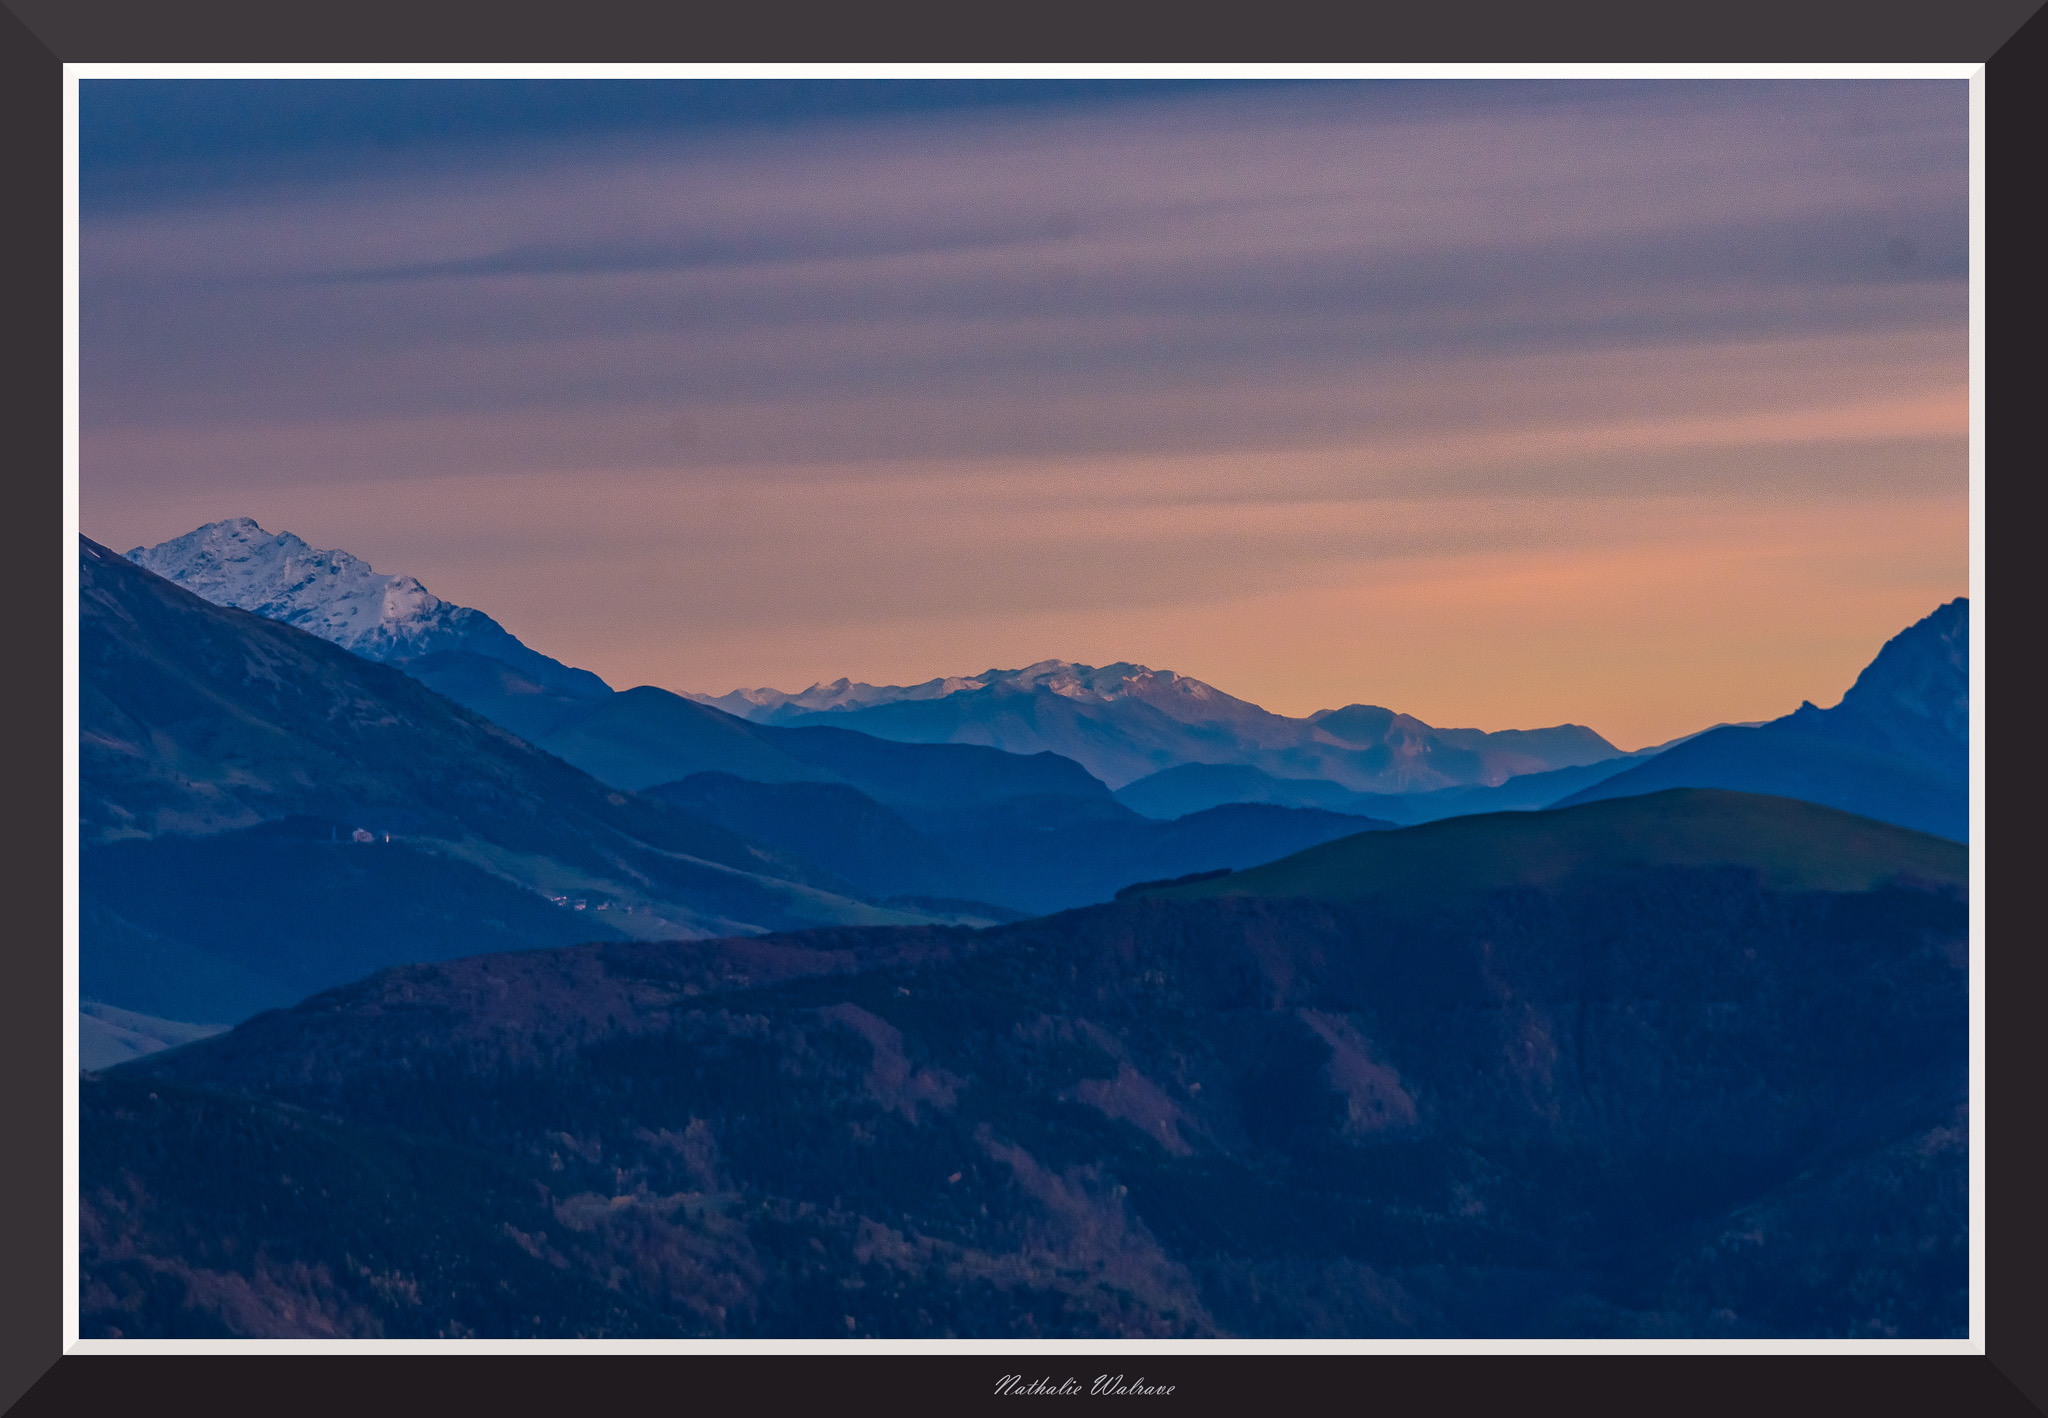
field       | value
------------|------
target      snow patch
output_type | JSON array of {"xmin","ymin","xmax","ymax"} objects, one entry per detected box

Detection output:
[{"xmin": 127, "ymin": 519, "xmax": 610, "ymax": 697}]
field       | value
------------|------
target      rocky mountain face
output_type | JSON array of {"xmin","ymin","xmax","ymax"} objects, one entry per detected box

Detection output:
[
  {"xmin": 86, "ymin": 791, "xmax": 1966, "ymax": 1338},
  {"xmin": 1556, "ymin": 601, "xmax": 1969, "ymax": 841},
  {"xmin": 1779, "ymin": 598, "xmax": 1967, "ymax": 779}
]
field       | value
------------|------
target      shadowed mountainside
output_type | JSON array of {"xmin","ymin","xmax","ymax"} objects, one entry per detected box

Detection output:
[{"xmin": 80, "ymin": 537, "xmax": 943, "ymax": 1022}]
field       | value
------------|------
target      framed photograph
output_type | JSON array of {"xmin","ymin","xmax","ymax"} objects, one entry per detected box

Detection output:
[{"xmin": 10, "ymin": 4, "xmax": 2040, "ymax": 1410}]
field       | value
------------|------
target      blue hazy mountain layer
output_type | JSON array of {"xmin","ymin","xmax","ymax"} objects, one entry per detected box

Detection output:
[
  {"xmin": 1113, "ymin": 757, "xmax": 1652, "ymax": 825},
  {"xmin": 894, "ymin": 798, "xmax": 1395, "ymax": 917},
  {"xmin": 1552, "ymin": 728, "xmax": 1966, "ymax": 842},
  {"xmin": 387, "ymin": 621, "xmax": 615, "ymax": 701},
  {"xmin": 761, "ymin": 684, "xmax": 1621, "ymax": 795},
  {"xmin": 765, "ymin": 723, "xmax": 1110, "ymax": 807},
  {"xmin": 80, "ymin": 538, "xmax": 962, "ymax": 1026},
  {"xmin": 85, "ymin": 542, "xmax": 1393, "ymax": 1029},
  {"xmin": 1556, "ymin": 600, "xmax": 1968, "ymax": 841},
  {"xmin": 649, "ymin": 773, "xmax": 1394, "ymax": 916},
  {"xmin": 403, "ymin": 651, "xmax": 1113, "ymax": 803},
  {"xmin": 83, "ymin": 818, "xmax": 633, "ymax": 1024},
  {"xmin": 641, "ymin": 774, "xmax": 988, "ymax": 906},
  {"xmin": 79, "ymin": 1002, "xmax": 230, "ymax": 1072}
]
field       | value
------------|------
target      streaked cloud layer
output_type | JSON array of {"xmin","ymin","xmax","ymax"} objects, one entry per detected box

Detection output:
[{"xmin": 80, "ymin": 79, "xmax": 1968, "ymax": 748}]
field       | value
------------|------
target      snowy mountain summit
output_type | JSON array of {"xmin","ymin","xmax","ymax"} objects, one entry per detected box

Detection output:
[
  {"xmin": 127, "ymin": 519, "xmax": 610, "ymax": 697},
  {"xmin": 691, "ymin": 659, "xmax": 1240, "ymax": 722},
  {"xmin": 996, "ymin": 660, "xmax": 1231, "ymax": 710},
  {"xmin": 693, "ymin": 656, "xmax": 1623, "ymax": 793}
]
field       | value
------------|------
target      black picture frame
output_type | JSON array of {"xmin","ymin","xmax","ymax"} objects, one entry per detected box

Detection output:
[{"xmin": 7, "ymin": 4, "xmax": 2041, "ymax": 1412}]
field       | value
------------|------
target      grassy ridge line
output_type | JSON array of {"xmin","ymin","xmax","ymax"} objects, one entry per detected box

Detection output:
[{"xmin": 1141, "ymin": 788, "xmax": 1967, "ymax": 903}]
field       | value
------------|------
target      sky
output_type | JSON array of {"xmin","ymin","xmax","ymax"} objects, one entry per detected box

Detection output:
[{"xmin": 78, "ymin": 78, "xmax": 1970, "ymax": 751}]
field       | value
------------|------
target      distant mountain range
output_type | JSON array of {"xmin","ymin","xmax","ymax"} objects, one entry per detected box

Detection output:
[
  {"xmin": 128, "ymin": 522, "xmax": 1633, "ymax": 798},
  {"xmin": 86, "ymin": 790, "xmax": 1966, "ymax": 1338},
  {"xmin": 82, "ymin": 536, "xmax": 935, "ymax": 1022},
  {"xmin": 86, "ymin": 534, "xmax": 1389, "ymax": 1022},
  {"xmin": 124, "ymin": 517, "xmax": 1970, "ymax": 848},
  {"xmin": 694, "ymin": 659, "xmax": 1627, "ymax": 793}
]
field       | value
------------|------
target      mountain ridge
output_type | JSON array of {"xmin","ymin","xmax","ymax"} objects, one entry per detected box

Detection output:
[
  {"xmin": 1554, "ymin": 601, "xmax": 1968, "ymax": 840},
  {"xmin": 755, "ymin": 669, "xmax": 1623, "ymax": 793},
  {"xmin": 80, "ymin": 535, "xmax": 951, "ymax": 1022},
  {"xmin": 123, "ymin": 519, "xmax": 1630, "ymax": 797}
]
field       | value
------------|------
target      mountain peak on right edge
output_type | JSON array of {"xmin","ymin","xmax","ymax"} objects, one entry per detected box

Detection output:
[
  {"xmin": 1788, "ymin": 598, "xmax": 1967, "ymax": 778},
  {"xmin": 1552, "ymin": 600, "xmax": 1970, "ymax": 840}
]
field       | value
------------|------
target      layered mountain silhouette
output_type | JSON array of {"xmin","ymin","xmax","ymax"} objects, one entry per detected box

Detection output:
[
  {"xmin": 1117, "ymin": 605, "xmax": 1968, "ymax": 841},
  {"xmin": 103, "ymin": 518, "xmax": 1970, "ymax": 1051},
  {"xmin": 82, "ymin": 524, "xmax": 1973, "ymax": 1337},
  {"xmin": 130, "ymin": 522, "xmax": 1627, "ymax": 798},
  {"xmin": 123, "ymin": 523, "xmax": 1969, "ymax": 847},
  {"xmin": 381, "ymin": 665, "xmax": 1389, "ymax": 918},
  {"xmin": 85, "ymin": 791, "xmax": 1966, "ymax": 1338},
  {"xmin": 1554, "ymin": 601, "xmax": 1969, "ymax": 841},
  {"xmin": 1112, "ymin": 756, "xmax": 1656, "ymax": 825},
  {"xmin": 647, "ymin": 772, "xmax": 1393, "ymax": 918},
  {"xmin": 86, "ymin": 535, "xmax": 1391, "ymax": 1024},
  {"xmin": 82, "ymin": 536, "xmax": 942, "ymax": 1023}
]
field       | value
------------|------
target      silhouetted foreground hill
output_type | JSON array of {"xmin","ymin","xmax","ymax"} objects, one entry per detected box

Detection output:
[
  {"xmin": 86, "ymin": 794, "xmax": 1964, "ymax": 1338},
  {"xmin": 82, "ymin": 536, "xmax": 1408, "ymax": 1025}
]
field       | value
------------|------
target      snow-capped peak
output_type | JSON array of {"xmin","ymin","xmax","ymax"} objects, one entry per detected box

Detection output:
[
  {"xmin": 693, "ymin": 658, "xmax": 1246, "ymax": 721},
  {"xmin": 126, "ymin": 519, "xmax": 612, "ymax": 697},
  {"xmin": 995, "ymin": 660, "xmax": 1209, "ymax": 704},
  {"xmin": 128, "ymin": 519, "xmax": 465, "ymax": 659}
]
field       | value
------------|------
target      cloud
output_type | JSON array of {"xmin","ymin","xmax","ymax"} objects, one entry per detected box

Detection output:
[
  {"xmin": 80, "ymin": 78, "xmax": 1969, "ymax": 741},
  {"xmin": 83, "ymin": 79, "xmax": 1965, "ymax": 443}
]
